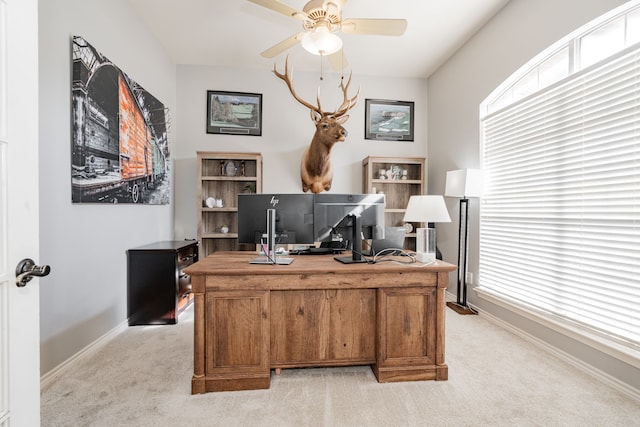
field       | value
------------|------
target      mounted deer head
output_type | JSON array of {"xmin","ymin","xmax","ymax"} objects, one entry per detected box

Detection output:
[{"xmin": 273, "ymin": 57, "xmax": 359, "ymax": 193}]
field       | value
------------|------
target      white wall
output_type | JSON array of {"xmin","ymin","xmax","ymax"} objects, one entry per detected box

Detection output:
[
  {"xmin": 172, "ymin": 65, "xmax": 428, "ymax": 240},
  {"xmin": 38, "ymin": 0, "xmax": 176, "ymax": 373},
  {"xmin": 37, "ymin": 1, "xmax": 428, "ymax": 375},
  {"xmin": 427, "ymin": 0, "xmax": 637, "ymax": 390}
]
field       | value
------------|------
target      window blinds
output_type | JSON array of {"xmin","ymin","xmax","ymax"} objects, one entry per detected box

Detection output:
[{"xmin": 479, "ymin": 45, "xmax": 640, "ymax": 353}]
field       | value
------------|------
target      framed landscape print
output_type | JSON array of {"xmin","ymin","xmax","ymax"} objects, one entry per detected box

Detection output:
[
  {"xmin": 364, "ymin": 99, "xmax": 414, "ymax": 141},
  {"xmin": 206, "ymin": 91, "xmax": 262, "ymax": 136}
]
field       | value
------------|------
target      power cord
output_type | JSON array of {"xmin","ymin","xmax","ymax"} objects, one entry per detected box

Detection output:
[
  {"xmin": 357, "ymin": 240, "xmax": 417, "ymax": 264},
  {"xmin": 259, "ymin": 233, "xmax": 285, "ymax": 264},
  {"xmin": 372, "ymin": 248, "xmax": 416, "ymax": 264}
]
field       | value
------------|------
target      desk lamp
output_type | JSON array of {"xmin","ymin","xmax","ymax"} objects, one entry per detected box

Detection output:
[
  {"xmin": 445, "ymin": 169, "xmax": 484, "ymax": 315},
  {"xmin": 403, "ymin": 195, "xmax": 451, "ymax": 263}
]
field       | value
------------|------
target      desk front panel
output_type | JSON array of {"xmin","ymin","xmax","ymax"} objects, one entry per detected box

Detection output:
[{"xmin": 270, "ymin": 289, "xmax": 376, "ymax": 367}]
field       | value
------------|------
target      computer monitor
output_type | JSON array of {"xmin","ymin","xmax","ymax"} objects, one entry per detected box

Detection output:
[
  {"xmin": 313, "ymin": 193, "xmax": 385, "ymax": 263},
  {"xmin": 237, "ymin": 194, "xmax": 315, "ymax": 251}
]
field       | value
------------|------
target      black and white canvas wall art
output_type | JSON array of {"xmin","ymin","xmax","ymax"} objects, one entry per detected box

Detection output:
[{"xmin": 71, "ymin": 35, "xmax": 171, "ymax": 204}]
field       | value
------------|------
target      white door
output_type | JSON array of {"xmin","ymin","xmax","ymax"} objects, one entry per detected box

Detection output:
[{"xmin": 0, "ymin": 0, "xmax": 42, "ymax": 425}]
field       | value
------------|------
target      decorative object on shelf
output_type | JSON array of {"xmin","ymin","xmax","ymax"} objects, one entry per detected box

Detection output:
[
  {"xmin": 240, "ymin": 161, "xmax": 246, "ymax": 176},
  {"xmin": 273, "ymin": 57, "xmax": 359, "ymax": 193},
  {"xmin": 391, "ymin": 165, "xmax": 403, "ymax": 179},
  {"xmin": 379, "ymin": 169, "xmax": 386, "ymax": 179},
  {"xmin": 220, "ymin": 225, "xmax": 229, "ymax": 234},
  {"xmin": 206, "ymin": 91, "xmax": 262, "ymax": 136},
  {"xmin": 445, "ymin": 168, "xmax": 485, "ymax": 315},
  {"xmin": 242, "ymin": 183, "xmax": 256, "ymax": 193},
  {"xmin": 247, "ymin": 0, "xmax": 406, "ymax": 63},
  {"xmin": 365, "ymin": 99, "xmax": 414, "ymax": 141},
  {"xmin": 403, "ymin": 222, "xmax": 413, "ymax": 233},
  {"xmin": 403, "ymin": 195, "xmax": 451, "ymax": 263},
  {"xmin": 402, "ymin": 169, "xmax": 408, "ymax": 180},
  {"xmin": 205, "ymin": 197, "xmax": 216, "ymax": 208},
  {"xmin": 224, "ymin": 160, "xmax": 237, "ymax": 176}
]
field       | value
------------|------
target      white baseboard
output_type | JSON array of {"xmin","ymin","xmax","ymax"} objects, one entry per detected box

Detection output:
[
  {"xmin": 40, "ymin": 320, "xmax": 128, "ymax": 391},
  {"xmin": 445, "ymin": 291, "xmax": 639, "ymax": 401},
  {"xmin": 478, "ymin": 308, "xmax": 640, "ymax": 402}
]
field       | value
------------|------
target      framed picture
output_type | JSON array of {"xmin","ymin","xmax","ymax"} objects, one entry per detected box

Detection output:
[
  {"xmin": 364, "ymin": 99, "xmax": 414, "ymax": 141},
  {"xmin": 206, "ymin": 91, "xmax": 262, "ymax": 136},
  {"xmin": 71, "ymin": 36, "xmax": 170, "ymax": 204}
]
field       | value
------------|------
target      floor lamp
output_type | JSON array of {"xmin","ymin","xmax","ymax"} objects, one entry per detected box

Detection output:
[{"xmin": 445, "ymin": 169, "xmax": 484, "ymax": 315}]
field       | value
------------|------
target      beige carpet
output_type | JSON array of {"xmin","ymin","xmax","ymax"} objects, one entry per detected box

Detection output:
[{"xmin": 41, "ymin": 305, "xmax": 639, "ymax": 426}]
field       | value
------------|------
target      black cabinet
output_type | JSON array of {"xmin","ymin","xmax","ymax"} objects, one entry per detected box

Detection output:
[{"xmin": 127, "ymin": 240, "xmax": 198, "ymax": 325}]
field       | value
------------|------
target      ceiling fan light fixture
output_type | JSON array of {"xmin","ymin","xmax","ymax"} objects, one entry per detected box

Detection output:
[{"xmin": 301, "ymin": 29, "xmax": 342, "ymax": 56}]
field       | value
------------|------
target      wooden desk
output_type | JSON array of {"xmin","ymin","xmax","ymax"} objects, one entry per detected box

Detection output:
[{"xmin": 184, "ymin": 252, "xmax": 456, "ymax": 393}]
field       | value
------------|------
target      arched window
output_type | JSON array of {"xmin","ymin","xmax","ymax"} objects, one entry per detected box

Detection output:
[{"xmin": 478, "ymin": 1, "xmax": 640, "ymax": 363}]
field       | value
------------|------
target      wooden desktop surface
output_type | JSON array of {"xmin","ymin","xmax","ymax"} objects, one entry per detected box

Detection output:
[{"xmin": 185, "ymin": 251, "xmax": 456, "ymax": 393}]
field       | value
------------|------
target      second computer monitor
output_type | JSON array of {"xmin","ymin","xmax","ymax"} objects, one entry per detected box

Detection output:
[{"xmin": 313, "ymin": 193, "xmax": 385, "ymax": 255}]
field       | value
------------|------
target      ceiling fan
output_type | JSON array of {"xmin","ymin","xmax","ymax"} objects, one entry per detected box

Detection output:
[{"xmin": 248, "ymin": 0, "xmax": 407, "ymax": 67}]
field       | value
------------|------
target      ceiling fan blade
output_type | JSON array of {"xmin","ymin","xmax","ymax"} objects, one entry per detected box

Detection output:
[
  {"xmin": 341, "ymin": 18, "xmax": 408, "ymax": 36},
  {"xmin": 328, "ymin": 49, "xmax": 349, "ymax": 71},
  {"xmin": 260, "ymin": 33, "xmax": 305, "ymax": 58},
  {"xmin": 248, "ymin": 0, "xmax": 309, "ymax": 21}
]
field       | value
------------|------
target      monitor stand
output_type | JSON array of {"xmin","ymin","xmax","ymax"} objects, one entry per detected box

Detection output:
[
  {"xmin": 250, "ymin": 208, "xmax": 294, "ymax": 265},
  {"xmin": 334, "ymin": 214, "xmax": 367, "ymax": 264},
  {"xmin": 250, "ymin": 256, "xmax": 294, "ymax": 265},
  {"xmin": 334, "ymin": 255, "xmax": 367, "ymax": 264}
]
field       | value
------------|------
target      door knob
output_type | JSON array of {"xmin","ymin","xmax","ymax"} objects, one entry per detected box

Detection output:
[{"xmin": 15, "ymin": 258, "xmax": 51, "ymax": 287}]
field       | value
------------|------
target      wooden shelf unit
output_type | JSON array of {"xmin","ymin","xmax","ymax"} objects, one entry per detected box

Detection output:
[
  {"xmin": 197, "ymin": 152, "xmax": 262, "ymax": 258},
  {"xmin": 362, "ymin": 156, "xmax": 426, "ymax": 251}
]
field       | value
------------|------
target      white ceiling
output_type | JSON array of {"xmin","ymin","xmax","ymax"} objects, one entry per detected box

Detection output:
[{"xmin": 128, "ymin": 0, "xmax": 511, "ymax": 78}]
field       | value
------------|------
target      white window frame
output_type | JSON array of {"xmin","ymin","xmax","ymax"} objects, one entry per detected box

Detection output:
[{"xmin": 478, "ymin": 1, "xmax": 640, "ymax": 367}]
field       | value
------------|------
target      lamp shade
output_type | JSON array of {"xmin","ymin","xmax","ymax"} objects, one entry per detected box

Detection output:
[
  {"xmin": 403, "ymin": 195, "xmax": 451, "ymax": 223},
  {"xmin": 445, "ymin": 169, "xmax": 484, "ymax": 198},
  {"xmin": 301, "ymin": 29, "xmax": 343, "ymax": 55}
]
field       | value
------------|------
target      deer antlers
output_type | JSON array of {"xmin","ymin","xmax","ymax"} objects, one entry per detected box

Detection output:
[{"xmin": 273, "ymin": 56, "xmax": 359, "ymax": 121}]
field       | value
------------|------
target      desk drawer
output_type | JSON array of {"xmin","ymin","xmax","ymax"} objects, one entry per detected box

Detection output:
[{"xmin": 178, "ymin": 246, "xmax": 197, "ymax": 268}]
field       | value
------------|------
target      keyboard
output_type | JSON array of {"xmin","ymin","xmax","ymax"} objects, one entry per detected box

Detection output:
[
  {"xmin": 308, "ymin": 247, "xmax": 335, "ymax": 254},
  {"xmin": 290, "ymin": 247, "xmax": 340, "ymax": 255}
]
